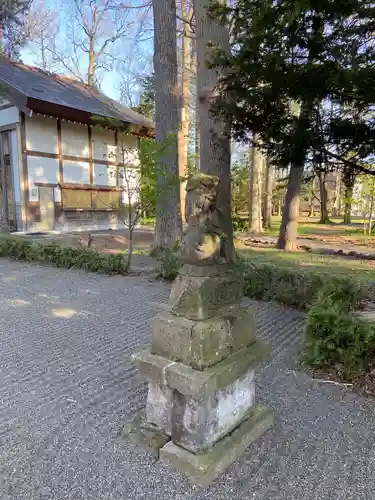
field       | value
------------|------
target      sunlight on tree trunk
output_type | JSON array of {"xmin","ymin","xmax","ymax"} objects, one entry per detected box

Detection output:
[
  {"xmin": 194, "ymin": 0, "xmax": 234, "ymax": 260},
  {"xmin": 248, "ymin": 142, "xmax": 264, "ymax": 234},
  {"xmin": 262, "ymin": 157, "xmax": 273, "ymax": 229},
  {"xmin": 318, "ymin": 171, "xmax": 330, "ymax": 224},
  {"xmin": 153, "ymin": 0, "xmax": 182, "ymax": 249},
  {"xmin": 178, "ymin": 0, "xmax": 192, "ymax": 223},
  {"xmin": 276, "ymin": 165, "xmax": 303, "ymax": 251}
]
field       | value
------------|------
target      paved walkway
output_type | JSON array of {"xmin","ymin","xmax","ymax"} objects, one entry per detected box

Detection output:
[{"xmin": 0, "ymin": 260, "xmax": 374, "ymax": 500}]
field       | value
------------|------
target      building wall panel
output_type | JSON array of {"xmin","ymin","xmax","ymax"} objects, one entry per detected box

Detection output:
[
  {"xmin": 62, "ymin": 160, "xmax": 90, "ymax": 185},
  {"xmin": 61, "ymin": 121, "xmax": 89, "ymax": 157},
  {"xmin": 0, "ymin": 106, "xmax": 19, "ymax": 127},
  {"xmin": 91, "ymin": 127, "xmax": 116, "ymax": 162},
  {"xmin": 25, "ymin": 115, "xmax": 58, "ymax": 153},
  {"xmin": 27, "ymin": 156, "xmax": 59, "ymax": 201}
]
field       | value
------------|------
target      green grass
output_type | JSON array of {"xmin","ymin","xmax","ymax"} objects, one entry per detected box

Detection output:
[
  {"xmin": 121, "ymin": 247, "xmax": 149, "ymax": 256},
  {"xmin": 239, "ymin": 247, "xmax": 375, "ymax": 282},
  {"xmin": 140, "ymin": 216, "xmax": 155, "ymax": 227},
  {"xmin": 262, "ymin": 217, "xmax": 374, "ymax": 240}
]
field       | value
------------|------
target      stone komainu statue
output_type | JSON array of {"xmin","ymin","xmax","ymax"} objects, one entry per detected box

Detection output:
[{"xmin": 183, "ymin": 173, "xmax": 228, "ymax": 264}]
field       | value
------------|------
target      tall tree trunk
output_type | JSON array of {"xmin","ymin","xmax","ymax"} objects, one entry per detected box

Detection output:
[
  {"xmin": 277, "ymin": 197, "xmax": 282, "ymax": 216},
  {"xmin": 191, "ymin": 31, "xmax": 200, "ymax": 172},
  {"xmin": 195, "ymin": 120, "xmax": 200, "ymax": 171},
  {"xmin": 178, "ymin": 0, "xmax": 191, "ymax": 223},
  {"xmin": 194, "ymin": 0, "xmax": 234, "ymax": 261},
  {"xmin": 343, "ymin": 166, "xmax": 355, "ymax": 225},
  {"xmin": 248, "ymin": 143, "xmax": 264, "ymax": 233},
  {"xmin": 276, "ymin": 165, "xmax": 303, "ymax": 251},
  {"xmin": 331, "ymin": 171, "xmax": 341, "ymax": 217},
  {"xmin": 277, "ymin": 99, "xmax": 314, "ymax": 250},
  {"xmin": 153, "ymin": 0, "xmax": 182, "ymax": 248},
  {"xmin": 344, "ymin": 187, "xmax": 353, "ymax": 225},
  {"xmin": 307, "ymin": 192, "xmax": 315, "ymax": 217},
  {"xmin": 262, "ymin": 157, "xmax": 273, "ymax": 229},
  {"xmin": 88, "ymin": 36, "xmax": 95, "ymax": 87},
  {"xmin": 318, "ymin": 170, "xmax": 330, "ymax": 224}
]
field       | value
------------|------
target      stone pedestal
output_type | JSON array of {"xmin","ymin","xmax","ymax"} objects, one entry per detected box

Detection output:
[{"xmin": 124, "ymin": 263, "xmax": 272, "ymax": 486}]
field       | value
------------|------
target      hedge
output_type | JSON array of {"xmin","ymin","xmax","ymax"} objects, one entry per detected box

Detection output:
[
  {"xmin": 0, "ymin": 237, "xmax": 372, "ymax": 314},
  {"xmin": 242, "ymin": 261, "xmax": 372, "ymax": 310},
  {"xmin": 0, "ymin": 236, "xmax": 127, "ymax": 274},
  {"xmin": 301, "ymin": 281, "xmax": 375, "ymax": 378}
]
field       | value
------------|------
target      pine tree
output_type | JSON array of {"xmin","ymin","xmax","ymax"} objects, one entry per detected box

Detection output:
[
  {"xmin": 210, "ymin": 0, "xmax": 375, "ymax": 249},
  {"xmin": 0, "ymin": 0, "xmax": 30, "ymax": 59}
]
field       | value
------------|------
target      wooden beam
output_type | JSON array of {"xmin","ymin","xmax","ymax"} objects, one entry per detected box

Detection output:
[
  {"xmin": 25, "ymin": 149, "xmax": 126, "ymax": 167},
  {"xmin": 59, "ymin": 182, "xmax": 122, "ymax": 191},
  {"xmin": 34, "ymin": 182, "xmax": 59, "ymax": 188},
  {"xmin": 0, "ymin": 103, "xmax": 14, "ymax": 111},
  {"xmin": 20, "ymin": 111, "xmax": 29, "ymax": 230},
  {"xmin": 57, "ymin": 118, "xmax": 63, "ymax": 184},
  {"xmin": 114, "ymin": 129, "xmax": 119, "ymax": 187},
  {"xmin": 0, "ymin": 123, "xmax": 18, "ymax": 132},
  {"xmin": 88, "ymin": 125, "xmax": 94, "ymax": 184}
]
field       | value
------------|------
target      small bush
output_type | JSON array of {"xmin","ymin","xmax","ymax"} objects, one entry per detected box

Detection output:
[
  {"xmin": 302, "ymin": 281, "xmax": 375, "ymax": 377},
  {"xmin": 232, "ymin": 216, "xmax": 248, "ymax": 232},
  {"xmin": 242, "ymin": 261, "xmax": 370, "ymax": 310},
  {"xmin": 156, "ymin": 246, "xmax": 183, "ymax": 280},
  {"xmin": 0, "ymin": 236, "xmax": 127, "ymax": 274}
]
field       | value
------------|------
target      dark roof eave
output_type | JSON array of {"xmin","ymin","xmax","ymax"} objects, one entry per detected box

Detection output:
[{"xmin": 26, "ymin": 97, "xmax": 155, "ymax": 138}]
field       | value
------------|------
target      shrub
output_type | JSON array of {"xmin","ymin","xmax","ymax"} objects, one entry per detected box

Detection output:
[
  {"xmin": 302, "ymin": 281, "xmax": 375, "ymax": 377},
  {"xmin": 0, "ymin": 236, "xmax": 127, "ymax": 274},
  {"xmin": 232, "ymin": 216, "xmax": 248, "ymax": 232},
  {"xmin": 156, "ymin": 246, "xmax": 183, "ymax": 280},
  {"xmin": 242, "ymin": 261, "xmax": 371, "ymax": 310}
]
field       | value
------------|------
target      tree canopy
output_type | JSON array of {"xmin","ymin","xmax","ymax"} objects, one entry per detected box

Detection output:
[
  {"xmin": 0, "ymin": 0, "xmax": 30, "ymax": 59},
  {"xmin": 210, "ymin": 0, "xmax": 375, "ymax": 177}
]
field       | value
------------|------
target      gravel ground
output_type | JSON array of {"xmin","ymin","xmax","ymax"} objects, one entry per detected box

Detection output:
[{"xmin": 0, "ymin": 259, "xmax": 374, "ymax": 500}]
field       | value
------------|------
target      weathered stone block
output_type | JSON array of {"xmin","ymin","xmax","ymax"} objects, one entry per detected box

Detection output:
[
  {"xmin": 169, "ymin": 263, "xmax": 243, "ymax": 321},
  {"xmin": 160, "ymin": 405, "xmax": 273, "ymax": 487},
  {"xmin": 172, "ymin": 367, "xmax": 256, "ymax": 453},
  {"xmin": 132, "ymin": 350, "xmax": 176, "ymax": 433},
  {"xmin": 165, "ymin": 340, "xmax": 271, "ymax": 397},
  {"xmin": 151, "ymin": 312, "xmax": 233, "ymax": 370},
  {"xmin": 190, "ymin": 316, "xmax": 231, "ymax": 370},
  {"xmin": 146, "ymin": 380, "xmax": 173, "ymax": 434},
  {"xmin": 151, "ymin": 313, "xmax": 195, "ymax": 363},
  {"xmin": 226, "ymin": 306, "xmax": 257, "ymax": 354},
  {"xmin": 132, "ymin": 349, "xmax": 175, "ymax": 386},
  {"xmin": 122, "ymin": 410, "xmax": 170, "ymax": 458}
]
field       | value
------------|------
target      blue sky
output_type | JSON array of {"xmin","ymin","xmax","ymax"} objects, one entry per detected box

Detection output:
[{"xmin": 21, "ymin": 0, "xmax": 153, "ymax": 104}]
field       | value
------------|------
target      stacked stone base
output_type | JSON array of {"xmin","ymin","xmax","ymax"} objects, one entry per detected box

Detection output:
[
  {"xmin": 161, "ymin": 405, "xmax": 273, "ymax": 487},
  {"xmin": 124, "ymin": 263, "xmax": 273, "ymax": 486}
]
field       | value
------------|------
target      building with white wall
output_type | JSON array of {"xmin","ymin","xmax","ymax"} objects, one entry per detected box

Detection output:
[{"xmin": 0, "ymin": 57, "xmax": 153, "ymax": 233}]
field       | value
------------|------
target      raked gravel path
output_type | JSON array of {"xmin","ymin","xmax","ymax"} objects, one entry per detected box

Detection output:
[{"xmin": 0, "ymin": 259, "xmax": 374, "ymax": 500}]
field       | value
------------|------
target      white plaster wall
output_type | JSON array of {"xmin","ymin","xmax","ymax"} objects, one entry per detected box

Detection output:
[
  {"xmin": 25, "ymin": 115, "xmax": 58, "ymax": 153},
  {"xmin": 0, "ymin": 106, "xmax": 19, "ymax": 127},
  {"xmin": 61, "ymin": 121, "xmax": 89, "ymax": 157},
  {"xmin": 118, "ymin": 132, "xmax": 137, "ymax": 150},
  {"xmin": 63, "ymin": 160, "xmax": 90, "ymax": 185},
  {"xmin": 118, "ymin": 133, "xmax": 139, "ymax": 166},
  {"xmin": 27, "ymin": 156, "xmax": 59, "ymax": 201},
  {"xmin": 120, "ymin": 167, "xmax": 140, "ymax": 204},
  {"xmin": 91, "ymin": 127, "xmax": 116, "ymax": 162},
  {"xmin": 93, "ymin": 163, "xmax": 117, "ymax": 186}
]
